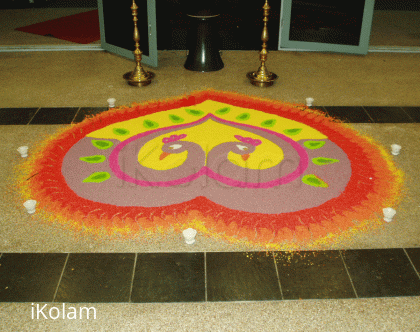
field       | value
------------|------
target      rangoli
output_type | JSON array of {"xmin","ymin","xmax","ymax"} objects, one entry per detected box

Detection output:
[{"xmin": 16, "ymin": 90, "xmax": 404, "ymax": 249}]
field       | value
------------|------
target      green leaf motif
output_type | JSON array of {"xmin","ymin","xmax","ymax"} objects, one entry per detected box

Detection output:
[
  {"xmin": 236, "ymin": 113, "xmax": 250, "ymax": 121},
  {"xmin": 283, "ymin": 128, "xmax": 303, "ymax": 136},
  {"xmin": 216, "ymin": 107, "xmax": 231, "ymax": 115},
  {"xmin": 92, "ymin": 140, "xmax": 114, "ymax": 150},
  {"xmin": 112, "ymin": 128, "xmax": 130, "ymax": 136},
  {"xmin": 261, "ymin": 119, "xmax": 276, "ymax": 127},
  {"xmin": 302, "ymin": 174, "xmax": 328, "ymax": 188},
  {"xmin": 79, "ymin": 155, "xmax": 106, "ymax": 164},
  {"xmin": 83, "ymin": 172, "xmax": 111, "ymax": 183},
  {"xmin": 143, "ymin": 119, "xmax": 159, "ymax": 129},
  {"xmin": 169, "ymin": 114, "xmax": 184, "ymax": 123},
  {"xmin": 185, "ymin": 109, "xmax": 204, "ymax": 116},
  {"xmin": 304, "ymin": 141, "xmax": 326, "ymax": 150},
  {"xmin": 312, "ymin": 157, "xmax": 339, "ymax": 165}
]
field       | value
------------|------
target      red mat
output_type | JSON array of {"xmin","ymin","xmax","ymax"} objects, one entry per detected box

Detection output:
[{"xmin": 16, "ymin": 10, "xmax": 100, "ymax": 44}]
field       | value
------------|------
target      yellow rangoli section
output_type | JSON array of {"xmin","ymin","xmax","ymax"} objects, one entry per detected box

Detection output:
[
  {"xmin": 87, "ymin": 100, "xmax": 327, "ymax": 142},
  {"xmin": 87, "ymin": 100, "xmax": 328, "ymax": 170},
  {"xmin": 138, "ymin": 120, "xmax": 284, "ymax": 170}
]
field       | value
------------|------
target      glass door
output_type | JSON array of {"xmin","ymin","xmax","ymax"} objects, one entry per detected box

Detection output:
[
  {"xmin": 278, "ymin": 0, "xmax": 375, "ymax": 54},
  {"xmin": 98, "ymin": 0, "xmax": 158, "ymax": 67}
]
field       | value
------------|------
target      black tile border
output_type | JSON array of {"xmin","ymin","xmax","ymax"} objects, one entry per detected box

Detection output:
[
  {"xmin": 0, "ymin": 108, "xmax": 39, "ymax": 125},
  {"xmin": 1, "ymin": 249, "xmax": 419, "ymax": 303},
  {"xmin": 29, "ymin": 107, "xmax": 80, "ymax": 125},
  {"xmin": 405, "ymin": 248, "xmax": 420, "ymax": 278},
  {"xmin": 0, "ymin": 106, "xmax": 419, "ymax": 125},
  {"xmin": 402, "ymin": 107, "xmax": 420, "ymax": 123},
  {"xmin": 132, "ymin": 252, "xmax": 205, "ymax": 303},
  {"xmin": 54, "ymin": 253, "xmax": 136, "ymax": 303},
  {"xmin": 363, "ymin": 107, "xmax": 414, "ymax": 123},
  {"xmin": 206, "ymin": 251, "xmax": 282, "ymax": 302},
  {"xmin": 323, "ymin": 106, "xmax": 373, "ymax": 123},
  {"xmin": 0, "ymin": 253, "xmax": 68, "ymax": 302},
  {"xmin": 275, "ymin": 250, "xmax": 356, "ymax": 300},
  {"xmin": 342, "ymin": 249, "xmax": 420, "ymax": 298}
]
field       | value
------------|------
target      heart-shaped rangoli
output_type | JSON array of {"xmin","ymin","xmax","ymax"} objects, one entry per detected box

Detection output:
[{"xmin": 15, "ymin": 90, "xmax": 403, "ymax": 250}]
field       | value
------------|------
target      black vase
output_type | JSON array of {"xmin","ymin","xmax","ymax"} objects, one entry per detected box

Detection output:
[{"xmin": 183, "ymin": 0, "xmax": 224, "ymax": 72}]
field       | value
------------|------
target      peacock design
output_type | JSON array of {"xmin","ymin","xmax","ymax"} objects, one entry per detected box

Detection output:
[{"xmin": 62, "ymin": 111, "xmax": 351, "ymax": 214}]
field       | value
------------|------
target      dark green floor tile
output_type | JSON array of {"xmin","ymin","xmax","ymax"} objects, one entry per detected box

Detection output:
[
  {"xmin": 275, "ymin": 250, "xmax": 355, "ymax": 300},
  {"xmin": 405, "ymin": 248, "xmax": 420, "ymax": 276},
  {"xmin": 55, "ymin": 253, "xmax": 135, "ymax": 303},
  {"xmin": 131, "ymin": 253, "xmax": 205, "ymax": 303},
  {"xmin": 207, "ymin": 252, "xmax": 281, "ymax": 301},
  {"xmin": 29, "ymin": 107, "xmax": 78, "ymax": 124},
  {"xmin": 342, "ymin": 249, "xmax": 420, "ymax": 298},
  {"xmin": 72, "ymin": 107, "xmax": 109, "ymax": 123},
  {"xmin": 402, "ymin": 107, "xmax": 420, "ymax": 122},
  {"xmin": 0, "ymin": 108, "xmax": 38, "ymax": 125},
  {"xmin": 0, "ymin": 253, "xmax": 67, "ymax": 302},
  {"xmin": 363, "ymin": 106, "xmax": 413, "ymax": 123},
  {"xmin": 324, "ymin": 106, "xmax": 372, "ymax": 123}
]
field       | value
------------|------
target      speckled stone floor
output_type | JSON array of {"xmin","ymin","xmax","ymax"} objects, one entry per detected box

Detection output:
[{"xmin": 1, "ymin": 5, "xmax": 420, "ymax": 331}]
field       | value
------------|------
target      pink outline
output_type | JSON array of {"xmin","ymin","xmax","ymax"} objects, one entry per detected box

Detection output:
[{"xmin": 109, "ymin": 114, "xmax": 309, "ymax": 188}]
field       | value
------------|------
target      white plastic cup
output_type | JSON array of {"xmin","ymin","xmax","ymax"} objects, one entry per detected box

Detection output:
[
  {"xmin": 391, "ymin": 144, "xmax": 401, "ymax": 156},
  {"xmin": 107, "ymin": 98, "xmax": 116, "ymax": 108},
  {"xmin": 383, "ymin": 207, "xmax": 396, "ymax": 222},
  {"xmin": 306, "ymin": 98, "xmax": 314, "ymax": 107},
  {"xmin": 23, "ymin": 200, "xmax": 37, "ymax": 214},
  {"xmin": 182, "ymin": 228, "xmax": 197, "ymax": 244},
  {"xmin": 17, "ymin": 146, "xmax": 29, "ymax": 158}
]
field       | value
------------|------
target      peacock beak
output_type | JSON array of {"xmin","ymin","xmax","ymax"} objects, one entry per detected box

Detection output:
[
  {"xmin": 160, "ymin": 151, "xmax": 170, "ymax": 160},
  {"xmin": 241, "ymin": 154, "xmax": 250, "ymax": 161}
]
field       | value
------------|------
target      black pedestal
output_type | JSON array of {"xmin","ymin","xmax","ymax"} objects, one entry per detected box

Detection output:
[{"xmin": 184, "ymin": 14, "xmax": 224, "ymax": 72}]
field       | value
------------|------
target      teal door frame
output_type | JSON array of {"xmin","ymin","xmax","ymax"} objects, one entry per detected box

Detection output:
[
  {"xmin": 98, "ymin": 0, "xmax": 158, "ymax": 67},
  {"xmin": 278, "ymin": 0, "xmax": 375, "ymax": 54}
]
